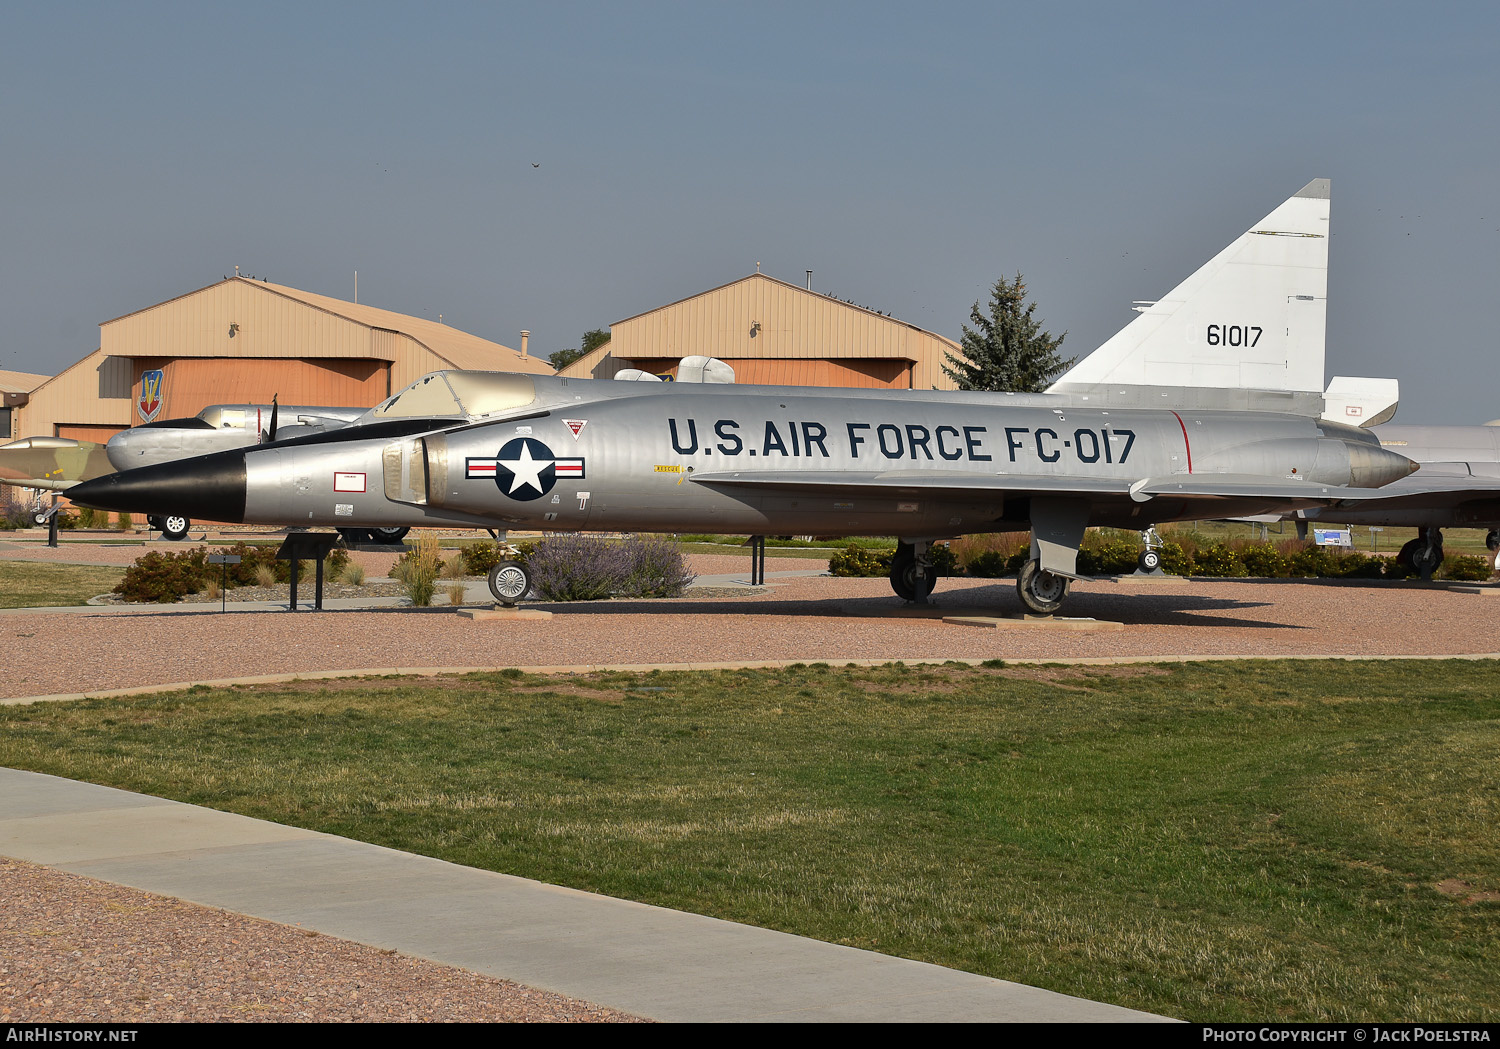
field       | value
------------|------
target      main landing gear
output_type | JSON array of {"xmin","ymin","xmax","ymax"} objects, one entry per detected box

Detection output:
[
  {"xmin": 1017, "ymin": 558, "xmax": 1070, "ymax": 615},
  {"xmin": 889, "ymin": 540, "xmax": 938, "ymax": 603},
  {"xmin": 1397, "ymin": 526, "xmax": 1444, "ymax": 581},
  {"xmin": 890, "ymin": 540, "xmax": 938, "ymax": 602}
]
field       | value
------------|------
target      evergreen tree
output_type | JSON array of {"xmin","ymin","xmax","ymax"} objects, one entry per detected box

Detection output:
[
  {"xmin": 547, "ymin": 328, "xmax": 611, "ymax": 372},
  {"xmin": 943, "ymin": 274, "xmax": 1073, "ymax": 392}
]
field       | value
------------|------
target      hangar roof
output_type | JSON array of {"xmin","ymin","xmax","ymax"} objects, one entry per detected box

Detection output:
[
  {"xmin": 0, "ymin": 370, "xmax": 51, "ymax": 395},
  {"xmin": 100, "ymin": 277, "xmax": 551, "ymax": 375}
]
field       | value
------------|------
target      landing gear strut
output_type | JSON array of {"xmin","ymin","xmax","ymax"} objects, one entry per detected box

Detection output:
[
  {"xmin": 1398, "ymin": 526, "xmax": 1444, "ymax": 581},
  {"xmin": 1017, "ymin": 559, "xmax": 1070, "ymax": 615},
  {"xmin": 889, "ymin": 540, "xmax": 937, "ymax": 603}
]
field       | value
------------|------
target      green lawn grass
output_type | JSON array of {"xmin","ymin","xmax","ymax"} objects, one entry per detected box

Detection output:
[
  {"xmin": 0, "ymin": 561, "xmax": 125, "ymax": 607},
  {"xmin": 1, "ymin": 660, "xmax": 1495, "ymax": 1020}
]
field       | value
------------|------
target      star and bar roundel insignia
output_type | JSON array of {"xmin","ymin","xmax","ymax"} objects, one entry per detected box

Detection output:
[{"xmin": 465, "ymin": 438, "xmax": 585, "ymax": 501}]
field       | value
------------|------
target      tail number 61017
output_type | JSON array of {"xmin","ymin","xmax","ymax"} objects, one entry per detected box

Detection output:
[{"xmin": 1206, "ymin": 324, "xmax": 1262, "ymax": 347}]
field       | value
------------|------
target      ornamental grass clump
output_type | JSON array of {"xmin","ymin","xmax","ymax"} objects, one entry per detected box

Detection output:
[{"xmin": 397, "ymin": 532, "xmax": 442, "ymax": 606}]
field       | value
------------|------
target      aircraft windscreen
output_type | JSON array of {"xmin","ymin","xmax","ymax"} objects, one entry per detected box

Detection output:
[{"xmin": 372, "ymin": 371, "xmax": 536, "ymax": 419}]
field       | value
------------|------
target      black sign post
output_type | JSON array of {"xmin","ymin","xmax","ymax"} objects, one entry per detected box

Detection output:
[
  {"xmin": 274, "ymin": 533, "xmax": 342, "ymax": 611},
  {"xmin": 206, "ymin": 553, "xmax": 241, "ymax": 613}
]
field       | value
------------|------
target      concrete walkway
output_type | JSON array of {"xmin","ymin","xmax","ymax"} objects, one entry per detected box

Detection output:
[{"xmin": 0, "ymin": 767, "xmax": 1172, "ymax": 1023}]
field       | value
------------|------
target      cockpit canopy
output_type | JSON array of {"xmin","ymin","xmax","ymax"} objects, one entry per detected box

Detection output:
[{"xmin": 370, "ymin": 371, "xmax": 538, "ymax": 421}]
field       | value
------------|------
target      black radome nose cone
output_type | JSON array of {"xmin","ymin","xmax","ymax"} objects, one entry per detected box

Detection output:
[{"xmin": 68, "ymin": 450, "xmax": 248, "ymax": 523}]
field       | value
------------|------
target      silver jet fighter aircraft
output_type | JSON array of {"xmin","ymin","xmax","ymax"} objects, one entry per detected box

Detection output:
[
  {"xmin": 1286, "ymin": 422, "xmax": 1500, "ymax": 577},
  {"xmin": 104, "ymin": 401, "xmax": 379, "ymax": 541},
  {"xmin": 68, "ymin": 369, "xmax": 1416, "ymax": 613},
  {"xmin": 66, "ymin": 178, "xmax": 1419, "ymax": 613}
]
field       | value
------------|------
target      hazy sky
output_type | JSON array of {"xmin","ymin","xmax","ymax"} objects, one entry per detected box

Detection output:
[{"xmin": 2, "ymin": 2, "xmax": 1495, "ymax": 423}]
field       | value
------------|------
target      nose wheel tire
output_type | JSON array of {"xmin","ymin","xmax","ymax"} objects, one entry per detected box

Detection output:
[
  {"xmin": 160, "ymin": 515, "xmax": 190, "ymax": 541},
  {"xmin": 1017, "ymin": 558, "xmax": 1070, "ymax": 615},
  {"xmin": 1138, "ymin": 548, "xmax": 1161, "ymax": 573},
  {"xmin": 488, "ymin": 561, "xmax": 533, "ymax": 606}
]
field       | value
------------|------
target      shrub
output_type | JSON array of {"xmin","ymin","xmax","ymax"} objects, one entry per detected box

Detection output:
[
  {"xmin": 1083, "ymin": 536, "xmax": 1141, "ymax": 576},
  {"xmin": 1157, "ymin": 542, "xmax": 1192, "ymax": 576},
  {"xmin": 440, "ymin": 555, "xmax": 467, "ymax": 580},
  {"xmin": 1192, "ymin": 544, "xmax": 1246, "ymax": 577},
  {"xmin": 1239, "ymin": 543, "xmax": 1290, "ymax": 578},
  {"xmin": 523, "ymin": 534, "xmax": 695, "ymax": 601},
  {"xmin": 340, "ymin": 560, "xmax": 366, "ymax": 585},
  {"xmin": 528, "ymin": 534, "xmax": 633, "ymax": 600},
  {"xmin": 616, "ymin": 534, "xmax": 696, "ymax": 597},
  {"xmin": 1442, "ymin": 554, "xmax": 1494, "ymax": 581},
  {"xmin": 962, "ymin": 550, "xmax": 1004, "ymax": 577},
  {"xmin": 114, "ymin": 547, "xmax": 211, "ymax": 603},
  {"xmin": 447, "ymin": 582, "xmax": 468, "ymax": 606},
  {"xmin": 116, "ymin": 512, "xmax": 133, "ymax": 531},
  {"xmin": 928, "ymin": 543, "xmax": 959, "ymax": 576},
  {"xmin": 828, "ymin": 544, "xmax": 893, "ymax": 578}
]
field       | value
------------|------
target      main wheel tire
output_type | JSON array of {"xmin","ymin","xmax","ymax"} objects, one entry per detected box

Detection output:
[
  {"xmin": 1017, "ymin": 558, "xmax": 1070, "ymax": 615},
  {"xmin": 1487, "ymin": 530, "xmax": 1499, "ymax": 553},
  {"xmin": 160, "ymin": 515, "xmax": 190, "ymax": 541},
  {"xmin": 33, "ymin": 511, "xmax": 50, "ymax": 526},
  {"xmin": 488, "ymin": 561, "xmax": 532, "ymax": 606},
  {"xmin": 888, "ymin": 543, "xmax": 936, "ymax": 601},
  {"xmin": 1138, "ymin": 548, "xmax": 1161, "ymax": 573},
  {"xmin": 1411, "ymin": 540, "xmax": 1443, "ymax": 579},
  {"xmin": 1396, "ymin": 537, "xmax": 1422, "ymax": 568},
  {"xmin": 370, "ymin": 526, "xmax": 410, "ymax": 544},
  {"xmin": 338, "ymin": 528, "xmax": 370, "ymax": 544}
]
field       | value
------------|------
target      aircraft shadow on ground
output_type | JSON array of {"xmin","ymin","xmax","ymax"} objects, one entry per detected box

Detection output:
[{"xmin": 92, "ymin": 587, "xmax": 1296, "ymax": 630}]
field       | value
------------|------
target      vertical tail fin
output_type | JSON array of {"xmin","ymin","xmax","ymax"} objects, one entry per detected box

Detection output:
[{"xmin": 1048, "ymin": 179, "xmax": 1330, "ymax": 412}]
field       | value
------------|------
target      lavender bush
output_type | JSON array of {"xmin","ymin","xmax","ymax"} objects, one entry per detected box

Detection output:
[
  {"xmin": 527, "ymin": 534, "xmax": 695, "ymax": 601},
  {"xmin": 617, "ymin": 534, "xmax": 697, "ymax": 597}
]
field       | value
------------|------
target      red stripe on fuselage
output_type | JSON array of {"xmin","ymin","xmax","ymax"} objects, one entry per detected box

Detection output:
[{"xmin": 1170, "ymin": 411, "xmax": 1193, "ymax": 473}]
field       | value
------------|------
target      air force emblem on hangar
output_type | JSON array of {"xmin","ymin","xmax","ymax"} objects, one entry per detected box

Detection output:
[{"xmin": 465, "ymin": 438, "xmax": 585, "ymax": 500}]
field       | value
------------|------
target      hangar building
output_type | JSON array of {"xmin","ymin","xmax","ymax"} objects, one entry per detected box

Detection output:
[
  {"xmin": 1, "ymin": 370, "xmax": 53, "ymax": 441},
  {"xmin": 558, "ymin": 272, "xmax": 965, "ymax": 390},
  {"xmin": 16, "ymin": 276, "xmax": 552, "ymax": 443}
]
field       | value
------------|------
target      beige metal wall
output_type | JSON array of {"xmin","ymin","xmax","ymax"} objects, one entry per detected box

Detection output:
[
  {"xmin": 605, "ymin": 274, "xmax": 962, "ymax": 390},
  {"xmin": 16, "ymin": 350, "xmax": 135, "ymax": 437},
  {"xmin": 130, "ymin": 357, "xmax": 390, "ymax": 421}
]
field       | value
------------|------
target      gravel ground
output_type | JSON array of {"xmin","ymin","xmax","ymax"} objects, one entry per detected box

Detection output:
[
  {"xmin": 4, "ymin": 540, "xmax": 1499, "ymax": 1024},
  {"xmin": 3, "ymin": 553, "xmax": 1499, "ymax": 701},
  {"xmin": 0, "ymin": 857, "xmax": 644, "ymax": 1023}
]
